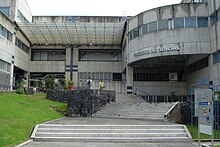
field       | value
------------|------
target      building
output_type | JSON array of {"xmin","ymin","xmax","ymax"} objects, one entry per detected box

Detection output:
[{"xmin": 0, "ymin": 0, "xmax": 219, "ymax": 97}]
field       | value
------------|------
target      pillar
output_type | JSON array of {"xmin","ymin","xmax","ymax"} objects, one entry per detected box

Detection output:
[
  {"xmin": 10, "ymin": 57, "xmax": 14, "ymax": 91},
  {"xmin": 126, "ymin": 65, "xmax": 133, "ymax": 94},
  {"xmin": 65, "ymin": 47, "xmax": 79, "ymax": 86}
]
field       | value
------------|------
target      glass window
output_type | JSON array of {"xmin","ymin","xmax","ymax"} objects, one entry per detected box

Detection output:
[
  {"xmin": 129, "ymin": 31, "xmax": 133, "ymax": 41},
  {"xmin": 142, "ymin": 24, "xmax": 148, "ymax": 35},
  {"xmin": 0, "ymin": 25, "xmax": 3, "ymax": 36},
  {"xmin": 192, "ymin": 0, "xmax": 204, "ymax": 2},
  {"xmin": 17, "ymin": 10, "xmax": 28, "ymax": 22},
  {"xmin": 185, "ymin": 17, "xmax": 197, "ymax": 27},
  {"xmin": 2, "ymin": 27, "xmax": 7, "ymax": 38},
  {"xmin": 158, "ymin": 20, "xmax": 168, "ymax": 30},
  {"xmin": 41, "ymin": 52, "xmax": 48, "ymax": 61},
  {"xmin": 0, "ymin": 7, "xmax": 9, "ymax": 16},
  {"xmin": 218, "ymin": 10, "xmax": 220, "ymax": 21},
  {"xmin": 174, "ymin": 18, "xmax": 184, "ymax": 28},
  {"xmin": 113, "ymin": 73, "xmax": 122, "ymax": 81},
  {"xmin": 7, "ymin": 32, "xmax": 12, "ymax": 41},
  {"xmin": 79, "ymin": 52, "xmax": 87, "ymax": 60},
  {"xmin": 33, "ymin": 52, "xmax": 41, "ymax": 61},
  {"xmin": 133, "ymin": 28, "xmax": 139, "ymax": 38},
  {"xmin": 197, "ymin": 17, "xmax": 208, "ymax": 27},
  {"xmin": 213, "ymin": 53, "xmax": 220, "ymax": 64},
  {"xmin": 148, "ymin": 21, "xmax": 157, "ymax": 33},
  {"xmin": 211, "ymin": 12, "xmax": 218, "ymax": 25}
]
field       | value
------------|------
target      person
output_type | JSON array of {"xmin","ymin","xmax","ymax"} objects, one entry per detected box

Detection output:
[
  {"xmin": 99, "ymin": 80, "xmax": 105, "ymax": 90},
  {"xmin": 87, "ymin": 77, "xmax": 92, "ymax": 89},
  {"xmin": 22, "ymin": 78, "xmax": 28, "ymax": 94}
]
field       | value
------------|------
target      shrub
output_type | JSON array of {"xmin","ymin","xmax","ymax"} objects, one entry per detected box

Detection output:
[
  {"xmin": 45, "ymin": 75, "xmax": 55, "ymax": 90},
  {"xmin": 16, "ymin": 88, "xmax": 24, "ymax": 94}
]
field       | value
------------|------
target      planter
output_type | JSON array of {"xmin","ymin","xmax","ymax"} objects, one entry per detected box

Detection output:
[{"xmin": 69, "ymin": 85, "xmax": 74, "ymax": 91}]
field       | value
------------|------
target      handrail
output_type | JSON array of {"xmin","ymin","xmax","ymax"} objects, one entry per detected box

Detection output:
[
  {"xmin": 135, "ymin": 87, "xmax": 152, "ymax": 96},
  {"xmin": 164, "ymin": 102, "xmax": 179, "ymax": 116},
  {"xmin": 164, "ymin": 102, "xmax": 179, "ymax": 122}
]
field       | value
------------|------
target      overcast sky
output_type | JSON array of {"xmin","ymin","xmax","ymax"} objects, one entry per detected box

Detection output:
[{"xmin": 26, "ymin": 0, "xmax": 182, "ymax": 16}]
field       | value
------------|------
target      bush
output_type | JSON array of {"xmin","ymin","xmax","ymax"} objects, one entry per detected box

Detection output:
[
  {"xmin": 16, "ymin": 88, "xmax": 24, "ymax": 94},
  {"xmin": 58, "ymin": 78, "xmax": 66, "ymax": 88},
  {"xmin": 33, "ymin": 81, "xmax": 39, "ymax": 87},
  {"xmin": 45, "ymin": 75, "xmax": 55, "ymax": 90}
]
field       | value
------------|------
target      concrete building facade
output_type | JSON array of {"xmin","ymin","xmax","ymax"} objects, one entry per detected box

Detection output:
[{"xmin": 0, "ymin": 0, "xmax": 220, "ymax": 97}]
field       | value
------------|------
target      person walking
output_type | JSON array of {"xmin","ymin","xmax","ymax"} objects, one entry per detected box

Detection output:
[
  {"xmin": 87, "ymin": 77, "xmax": 92, "ymax": 89},
  {"xmin": 99, "ymin": 80, "xmax": 105, "ymax": 90}
]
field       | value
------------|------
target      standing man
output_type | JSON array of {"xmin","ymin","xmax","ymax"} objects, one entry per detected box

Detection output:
[
  {"xmin": 87, "ymin": 77, "xmax": 92, "ymax": 89},
  {"xmin": 99, "ymin": 80, "xmax": 105, "ymax": 90}
]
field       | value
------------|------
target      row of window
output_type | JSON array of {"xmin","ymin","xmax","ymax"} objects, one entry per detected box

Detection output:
[
  {"xmin": 0, "ymin": 60, "xmax": 10, "ymax": 73},
  {"xmin": 0, "ymin": 24, "xmax": 13, "ymax": 41},
  {"xmin": 0, "ymin": 7, "xmax": 9, "ymax": 17},
  {"xmin": 17, "ymin": 10, "xmax": 29, "ymax": 22},
  {"xmin": 210, "ymin": 9, "xmax": 220, "ymax": 25},
  {"xmin": 31, "ymin": 49, "xmax": 66, "ymax": 61},
  {"xmin": 15, "ymin": 38, "xmax": 30, "ymax": 53},
  {"xmin": 79, "ymin": 51, "xmax": 121, "ymax": 61},
  {"xmin": 128, "ymin": 16, "xmax": 208, "ymax": 41},
  {"xmin": 79, "ymin": 72, "xmax": 122, "ymax": 81},
  {"xmin": 134, "ymin": 73, "xmax": 169, "ymax": 81}
]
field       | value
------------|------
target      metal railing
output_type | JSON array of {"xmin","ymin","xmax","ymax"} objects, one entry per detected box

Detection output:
[{"xmin": 135, "ymin": 87, "xmax": 187, "ymax": 103}]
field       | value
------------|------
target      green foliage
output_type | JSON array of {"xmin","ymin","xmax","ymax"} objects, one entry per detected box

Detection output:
[
  {"xmin": 58, "ymin": 78, "xmax": 66, "ymax": 88},
  {"xmin": 16, "ymin": 88, "xmax": 25, "ymax": 94},
  {"xmin": 44, "ymin": 75, "xmax": 55, "ymax": 90},
  {"xmin": 16, "ymin": 80, "xmax": 26, "ymax": 94},
  {"xmin": 68, "ymin": 80, "xmax": 74, "ymax": 86},
  {"xmin": 187, "ymin": 124, "xmax": 220, "ymax": 139},
  {"xmin": 33, "ymin": 80, "xmax": 39, "ymax": 88},
  {"xmin": 0, "ymin": 93, "xmax": 67, "ymax": 147},
  {"xmin": 170, "ymin": 91, "xmax": 178, "ymax": 102}
]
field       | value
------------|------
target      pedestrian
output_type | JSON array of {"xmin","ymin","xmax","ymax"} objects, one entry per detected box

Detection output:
[
  {"xmin": 22, "ymin": 78, "xmax": 28, "ymax": 94},
  {"xmin": 99, "ymin": 80, "xmax": 105, "ymax": 90},
  {"xmin": 87, "ymin": 77, "xmax": 92, "ymax": 89}
]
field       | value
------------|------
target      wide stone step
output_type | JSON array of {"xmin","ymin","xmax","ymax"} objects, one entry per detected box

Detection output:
[
  {"xmin": 35, "ymin": 132, "xmax": 188, "ymax": 138},
  {"xmin": 37, "ymin": 128, "xmax": 185, "ymax": 133},
  {"xmin": 38, "ymin": 124, "xmax": 184, "ymax": 129},
  {"xmin": 33, "ymin": 136, "xmax": 191, "ymax": 143}
]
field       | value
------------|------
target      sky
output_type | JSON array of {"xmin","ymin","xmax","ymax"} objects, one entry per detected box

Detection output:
[{"xmin": 26, "ymin": 0, "xmax": 182, "ymax": 16}]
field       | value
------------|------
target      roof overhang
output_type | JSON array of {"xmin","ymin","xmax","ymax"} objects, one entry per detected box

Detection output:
[{"xmin": 17, "ymin": 21, "xmax": 125, "ymax": 47}]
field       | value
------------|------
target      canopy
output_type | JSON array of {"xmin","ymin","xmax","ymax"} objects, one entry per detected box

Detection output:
[{"xmin": 17, "ymin": 21, "xmax": 125, "ymax": 46}]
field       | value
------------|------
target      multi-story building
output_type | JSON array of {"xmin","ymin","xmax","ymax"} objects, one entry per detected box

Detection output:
[{"xmin": 0, "ymin": 0, "xmax": 220, "ymax": 97}]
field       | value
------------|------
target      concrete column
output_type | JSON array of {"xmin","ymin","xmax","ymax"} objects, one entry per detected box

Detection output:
[
  {"xmin": 126, "ymin": 65, "xmax": 133, "ymax": 94},
  {"xmin": 10, "ymin": 62, "xmax": 14, "ymax": 91},
  {"xmin": 65, "ymin": 47, "xmax": 79, "ymax": 86}
]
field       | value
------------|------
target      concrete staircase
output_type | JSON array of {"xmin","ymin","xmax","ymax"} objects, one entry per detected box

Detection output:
[
  {"xmin": 93, "ymin": 93, "xmax": 175, "ymax": 121},
  {"xmin": 29, "ymin": 93, "xmax": 192, "ymax": 143},
  {"xmin": 31, "ymin": 124, "xmax": 192, "ymax": 142}
]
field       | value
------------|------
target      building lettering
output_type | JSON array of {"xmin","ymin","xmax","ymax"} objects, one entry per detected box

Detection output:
[{"xmin": 134, "ymin": 46, "xmax": 180, "ymax": 57}]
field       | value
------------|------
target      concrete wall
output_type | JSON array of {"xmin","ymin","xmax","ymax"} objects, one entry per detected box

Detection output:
[
  {"xmin": 30, "ymin": 61, "xmax": 65, "ymax": 72},
  {"xmin": 15, "ymin": 0, "xmax": 32, "ymax": 22},
  {"xmin": 126, "ymin": 3, "xmax": 210, "ymax": 66},
  {"xmin": 0, "ymin": 12, "xmax": 14, "ymax": 63},
  {"xmin": 78, "ymin": 61, "xmax": 122, "ymax": 72}
]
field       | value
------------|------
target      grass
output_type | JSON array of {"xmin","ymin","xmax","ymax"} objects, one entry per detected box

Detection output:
[
  {"xmin": 187, "ymin": 125, "xmax": 220, "ymax": 139},
  {"xmin": 0, "ymin": 92, "xmax": 67, "ymax": 147}
]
